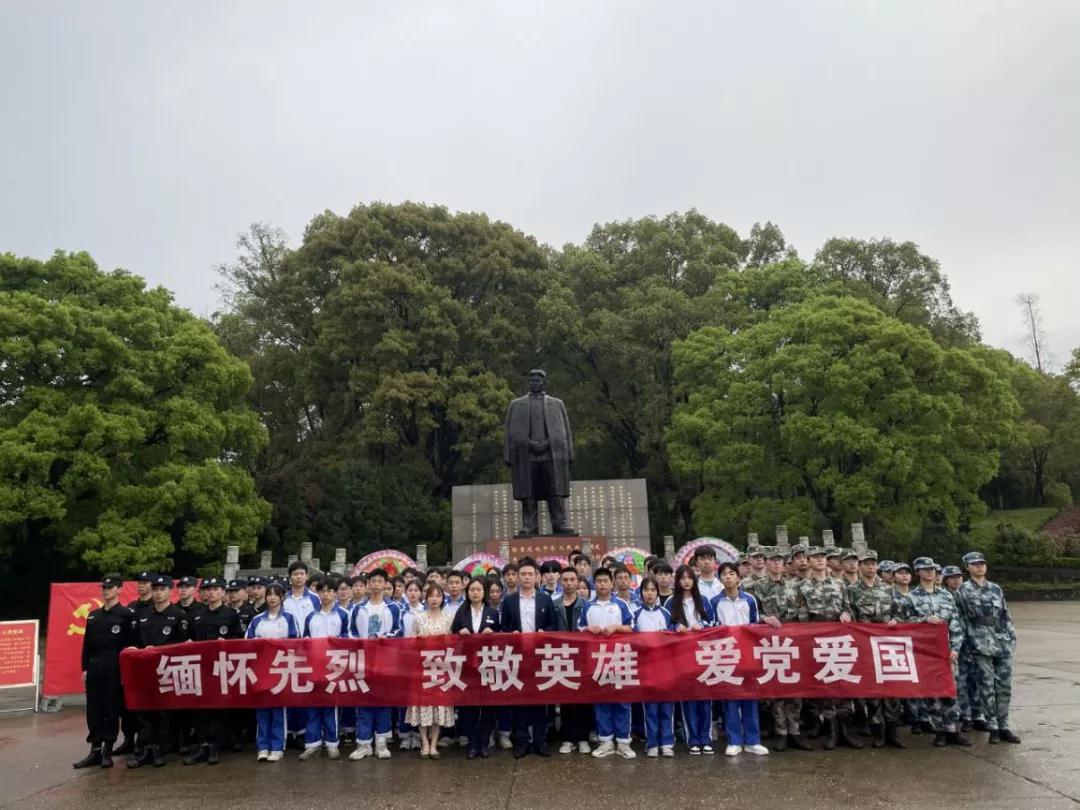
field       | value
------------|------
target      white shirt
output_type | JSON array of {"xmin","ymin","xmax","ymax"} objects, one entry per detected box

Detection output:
[
  {"xmin": 306, "ymin": 606, "xmax": 347, "ymax": 638},
  {"xmin": 712, "ymin": 592, "xmax": 754, "ymax": 627},
  {"xmin": 519, "ymin": 592, "xmax": 537, "ymax": 633},
  {"xmin": 250, "ymin": 610, "xmax": 291, "ymax": 639},
  {"xmin": 470, "ymin": 606, "xmax": 485, "ymax": 633},
  {"xmin": 697, "ymin": 576, "xmax": 723, "ymax": 600},
  {"xmin": 284, "ymin": 589, "xmax": 319, "ymax": 626},
  {"xmin": 581, "ymin": 598, "xmax": 632, "ymax": 630}
]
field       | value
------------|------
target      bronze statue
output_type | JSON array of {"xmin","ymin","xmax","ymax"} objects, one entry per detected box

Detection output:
[{"xmin": 504, "ymin": 369, "xmax": 576, "ymax": 536}]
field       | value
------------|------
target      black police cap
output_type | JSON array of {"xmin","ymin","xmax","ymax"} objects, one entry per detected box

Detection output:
[
  {"xmin": 151, "ymin": 574, "xmax": 173, "ymax": 588},
  {"xmin": 202, "ymin": 577, "xmax": 227, "ymax": 589},
  {"xmin": 135, "ymin": 571, "xmax": 155, "ymax": 582},
  {"xmin": 177, "ymin": 575, "xmax": 199, "ymax": 588},
  {"xmin": 225, "ymin": 579, "xmax": 244, "ymax": 591},
  {"xmin": 101, "ymin": 574, "xmax": 123, "ymax": 589}
]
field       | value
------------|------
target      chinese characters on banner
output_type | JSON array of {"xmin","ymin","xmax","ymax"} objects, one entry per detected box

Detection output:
[
  {"xmin": 0, "ymin": 620, "xmax": 39, "ymax": 689},
  {"xmin": 120, "ymin": 623, "xmax": 953, "ymax": 710}
]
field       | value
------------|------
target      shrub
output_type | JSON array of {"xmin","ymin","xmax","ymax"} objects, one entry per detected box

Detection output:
[
  {"xmin": 1046, "ymin": 481, "xmax": 1073, "ymax": 510},
  {"xmin": 990, "ymin": 523, "xmax": 1057, "ymax": 566}
]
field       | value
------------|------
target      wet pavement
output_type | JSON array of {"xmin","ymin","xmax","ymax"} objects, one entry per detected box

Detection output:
[{"xmin": 2, "ymin": 601, "xmax": 1078, "ymax": 809}]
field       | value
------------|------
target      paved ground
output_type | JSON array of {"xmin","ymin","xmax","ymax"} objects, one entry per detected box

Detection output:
[{"xmin": 2, "ymin": 602, "xmax": 1078, "ymax": 810}]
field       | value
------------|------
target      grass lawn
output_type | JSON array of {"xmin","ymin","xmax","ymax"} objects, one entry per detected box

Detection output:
[{"xmin": 968, "ymin": 507, "xmax": 1059, "ymax": 545}]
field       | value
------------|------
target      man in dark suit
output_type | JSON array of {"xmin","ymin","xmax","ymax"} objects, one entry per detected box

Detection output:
[{"xmin": 499, "ymin": 558, "xmax": 558, "ymax": 757}]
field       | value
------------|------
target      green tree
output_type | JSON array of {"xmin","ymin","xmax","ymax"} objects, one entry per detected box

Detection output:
[
  {"xmin": 668, "ymin": 296, "xmax": 1017, "ymax": 552},
  {"xmin": 813, "ymin": 237, "xmax": 980, "ymax": 346},
  {"xmin": 0, "ymin": 251, "xmax": 270, "ymax": 577},
  {"xmin": 215, "ymin": 204, "xmax": 548, "ymax": 564}
]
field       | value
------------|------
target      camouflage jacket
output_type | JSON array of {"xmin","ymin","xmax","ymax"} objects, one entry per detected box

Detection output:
[
  {"xmin": 898, "ymin": 585, "xmax": 963, "ymax": 652},
  {"xmin": 746, "ymin": 576, "xmax": 800, "ymax": 622},
  {"xmin": 796, "ymin": 576, "xmax": 851, "ymax": 622},
  {"xmin": 955, "ymin": 580, "xmax": 1016, "ymax": 658},
  {"xmin": 846, "ymin": 578, "xmax": 897, "ymax": 624}
]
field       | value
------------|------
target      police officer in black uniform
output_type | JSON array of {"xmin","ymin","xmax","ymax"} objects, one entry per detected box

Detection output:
[
  {"xmin": 183, "ymin": 576, "xmax": 243, "ymax": 765},
  {"xmin": 173, "ymin": 576, "xmax": 206, "ymax": 755},
  {"xmin": 128, "ymin": 574, "xmax": 189, "ymax": 769},
  {"xmin": 116, "ymin": 569, "xmax": 155, "ymax": 755},
  {"xmin": 230, "ymin": 577, "xmax": 258, "ymax": 633},
  {"xmin": 73, "ymin": 574, "xmax": 136, "ymax": 769}
]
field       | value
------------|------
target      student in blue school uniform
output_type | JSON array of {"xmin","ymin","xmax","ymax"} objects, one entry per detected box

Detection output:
[
  {"xmin": 666, "ymin": 564, "xmax": 716, "ymax": 754},
  {"xmin": 300, "ymin": 578, "xmax": 350, "ymax": 761},
  {"xmin": 397, "ymin": 579, "xmax": 426, "ymax": 751},
  {"xmin": 710, "ymin": 562, "xmax": 770, "ymax": 757},
  {"xmin": 634, "ymin": 575, "xmax": 676, "ymax": 758},
  {"xmin": 579, "ymin": 567, "xmax": 637, "ymax": 759},
  {"xmin": 245, "ymin": 581, "xmax": 299, "ymax": 763},
  {"xmin": 348, "ymin": 569, "xmax": 402, "ymax": 761}
]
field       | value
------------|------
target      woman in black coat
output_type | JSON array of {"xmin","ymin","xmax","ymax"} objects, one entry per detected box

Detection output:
[{"xmin": 451, "ymin": 578, "xmax": 501, "ymax": 758}]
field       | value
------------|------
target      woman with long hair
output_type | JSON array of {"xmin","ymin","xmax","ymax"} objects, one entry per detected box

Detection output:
[
  {"xmin": 404, "ymin": 583, "xmax": 456, "ymax": 758},
  {"xmin": 665, "ymin": 565, "xmax": 715, "ymax": 754},
  {"xmin": 451, "ymin": 578, "xmax": 500, "ymax": 758}
]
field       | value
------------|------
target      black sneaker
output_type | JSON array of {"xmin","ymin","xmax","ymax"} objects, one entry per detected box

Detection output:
[{"xmin": 999, "ymin": 729, "xmax": 1021, "ymax": 744}]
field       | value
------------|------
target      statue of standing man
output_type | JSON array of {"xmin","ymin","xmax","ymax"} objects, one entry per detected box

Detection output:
[{"xmin": 504, "ymin": 369, "xmax": 577, "ymax": 537}]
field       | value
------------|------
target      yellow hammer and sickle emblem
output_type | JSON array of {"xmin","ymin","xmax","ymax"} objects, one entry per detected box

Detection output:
[{"xmin": 67, "ymin": 599, "xmax": 104, "ymax": 635}]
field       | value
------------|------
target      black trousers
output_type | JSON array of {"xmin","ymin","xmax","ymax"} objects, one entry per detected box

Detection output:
[
  {"xmin": 85, "ymin": 657, "xmax": 124, "ymax": 745},
  {"xmin": 457, "ymin": 706, "xmax": 494, "ymax": 752},
  {"xmin": 139, "ymin": 710, "xmax": 172, "ymax": 748},
  {"xmin": 196, "ymin": 710, "xmax": 229, "ymax": 747},
  {"xmin": 559, "ymin": 702, "xmax": 593, "ymax": 743},
  {"xmin": 514, "ymin": 705, "xmax": 548, "ymax": 749}
]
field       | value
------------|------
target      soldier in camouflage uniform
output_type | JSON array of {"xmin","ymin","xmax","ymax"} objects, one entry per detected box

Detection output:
[
  {"xmin": 956, "ymin": 552, "xmax": 1021, "ymax": 744},
  {"xmin": 826, "ymin": 547, "xmax": 843, "ymax": 579},
  {"xmin": 942, "ymin": 565, "xmax": 977, "ymax": 731},
  {"xmin": 746, "ymin": 547, "xmax": 811, "ymax": 752},
  {"xmin": 846, "ymin": 550, "xmax": 905, "ymax": 748},
  {"xmin": 787, "ymin": 544, "xmax": 809, "ymax": 581},
  {"xmin": 796, "ymin": 547, "xmax": 862, "ymax": 750},
  {"xmin": 898, "ymin": 557, "xmax": 972, "ymax": 747},
  {"xmin": 878, "ymin": 561, "xmax": 895, "ymax": 586},
  {"xmin": 889, "ymin": 562, "xmax": 926, "ymax": 733}
]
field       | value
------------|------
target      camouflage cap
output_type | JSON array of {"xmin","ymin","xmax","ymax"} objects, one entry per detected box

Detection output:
[
  {"xmin": 765, "ymin": 546, "xmax": 786, "ymax": 560},
  {"xmin": 738, "ymin": 553, "xmax": 749, "ymax": 564},
  {"xmin": 841, "ymin": 548, "xmax": 859, "ymax": 561},
  {"xmin": 789, "ymin": 544, "xmax": 808, "ymax": 557},
  {"xmin": 748, "ymin": 545, "xmax": 765, "ymax": 558},
  {"xmin": 962, "ymin": 551, "xmax": 987, "ymax": 568},
  {"xmin": 912, "ymin": 556, "xmax": 940, "ymax": 571},
  {"xmin": 878, "ymin": 560, "xmax": 895, "ymax": 573},
  {"xmin": 825, "ymin": 547, "xmax": 841, "ymax": 559},
  {"xmin": 858, "ymin": 549, "xmax": 878, "ymax": 562},
  {"xmin": 941, "ymin": 565, "xmax": 963, "ymax": 578},
  {"xmin": 807, "ymin": 546, "xmax": 826, "ymax": 557},
  {"xmin": 892, "ymin": 561, "xmax": 912, "ymax": 573}
]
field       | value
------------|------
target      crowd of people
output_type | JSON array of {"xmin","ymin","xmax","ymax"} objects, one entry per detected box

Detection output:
[{"xmin": 73, "ymin": 541, "xmax": 1020, "ymax": 770}]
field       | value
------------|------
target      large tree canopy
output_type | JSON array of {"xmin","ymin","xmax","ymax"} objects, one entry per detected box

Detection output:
[
  {"xmin": 668, "ymin": 296, "xmax": 1017, "ymax": 553},
  {"xmin": 215, "ymin": 203, "xmax": 548, "ymax": 563},
  {"xmin": 0, "ymin": 251, "xmax": 270, "ymax": 578}
]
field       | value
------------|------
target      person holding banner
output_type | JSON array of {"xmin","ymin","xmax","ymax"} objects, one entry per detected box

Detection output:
[
  {"xmin": 451, "ymin": 577, "xmax": 500, "ymax": 759},
  {"xmin": 299, "ymin": 578, "xmax": 350, "ymax": 761},
  {"xmin": 128, "ymin": 574, "xmax": 190, "ymax": 769},
  {"xmin": 554, "ymin": 566, "xmax": 592, "ymax": 755},
  {"xmin": 404, "ymin": 583, "xmax": 456, "ymax": 758},
  {"xmin": 349, "ymin": 569, "xmax": 402, "ymax": 761},
  {"xmin": 500, "ymin": 557, "xmax": 558, "ymax": 758},
  {"xmin": 245, "ymin": 581, "xmax": 299, "ymax": 762},
  {"xmin": 632, "ymin": 575, "xmax": 675, "ymax": 758},
  {"xmin": 666, "ymin": 565, "xmax": 715, "ymax": 755},
  {"xmin": 579, "ymin": 567, "xmax": 636, "ymax": 759},
  {"xmin": 74, "ymin": 574, "xmax": 137, "ymax": 770}
]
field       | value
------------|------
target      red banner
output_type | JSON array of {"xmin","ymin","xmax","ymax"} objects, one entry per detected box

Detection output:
[
  {"xmin": 44, "ymin": 582, "xmax": 180, "ymax": 696},
  {"xmin": 120, "ymin": 623, "xmax": 954, "ymax": 710},
  {"xmin": 0, "ymin": 620, "xmax": 39, "ymax": 689}
]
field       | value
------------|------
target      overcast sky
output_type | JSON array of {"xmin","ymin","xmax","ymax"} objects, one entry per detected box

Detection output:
[{"xmin": 3, "ymin": 1, "xmax": 1078, "ymax": 366}]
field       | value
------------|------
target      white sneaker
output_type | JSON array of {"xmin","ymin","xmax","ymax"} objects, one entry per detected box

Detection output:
[
  {"xmin": 558, "ymin": 741, "xmax": 574, "ymax": 754},
  {"xmin": 326, "ymin": 746, "xmax": 340, "ymax": 760},
  {"xmin": 256, "ymin": 750, "xmax": 269, "ymax": 761},
  {"xmin": 499, "ymin": 733, "xmax": 513, "ymax": 750},
  {"xmin": 400, "ymin": 736, "xmax": 411, "ymax": 750},
  {"xmin": 375, "ymin": 739, "xmax": 391, "ymax": 759},
  {"xmin": 577, "ymin": 741, "xmax": 591, "ymax": 754},
  {"xmin": 349, "ymin": 742, "xmax": 373, "ymax": 760},
  {"xmin": 457, "ymin": 735, "xmax": 469, "ymax": 747},
  {"xmin": 689, "ymin": 745, "xmax": 702, "ymax": 755},
  {"xmin": 298, "ymin": 745, "xmax": 321, "ymax": 761},
  {"xmin": 702, "ymin": 744, "xmax": 715, "ymax": 755},
  {"xmin": 724, "ymin": 744, "xmax": 741, "ymax": 757},
  {"xmin": 437, "ymin": 736, "xmax": 451, "ymax": 748},
  {"xmin": 743, "ymin": 744, "xmax": 770, "ymax": 756},
  {"xmin": 267, "ymin": 750, "xmax": 284, "ymax": 762},
  {"xmin": 616, "ymin": 742, "xmax": 636, "ymax": 759},
  {"xmin": 646, "ymin": 746, "xmax": 659, "ymax": 758},
  {"xmin": 661, "ymin": 745, "xmax": 675, "ymax": 757},
  {"xmin": 591, "ymin": 740, "xmax": 615, "ymax": 758}
]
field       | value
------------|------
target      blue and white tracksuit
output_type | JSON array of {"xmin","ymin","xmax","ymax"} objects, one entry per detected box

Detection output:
[
  {"xmin": 246, "ymin": 610, "xmax": 299, "ymax": 753},
  {"xmin": 351, "ymin": 599, "xmax": 402, "ymax": 745},
  {"xmin": 634, "ymin": 603, "xmax": 675, "ymax": 749},
  {"xmin": 282, "ymin": 589, "xmax": 320, "ymax": 737},
  {"xmin": 578, "ymin": 598, "xmax": 636, "ymax": 744},
  {"xmin": 303, "ymin": 605, "xmax": 350, "ymax": 749},
  {"xmin": 710, "ymin": 589, "xmax": 762, "ymax": 747},
  {"xmin": 333, "ymin": 600, "xmax": 355, "ymax": 733},
  {"xmin": 665, "ymin": 594, "xmax": 716, "ymax": 747}
]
